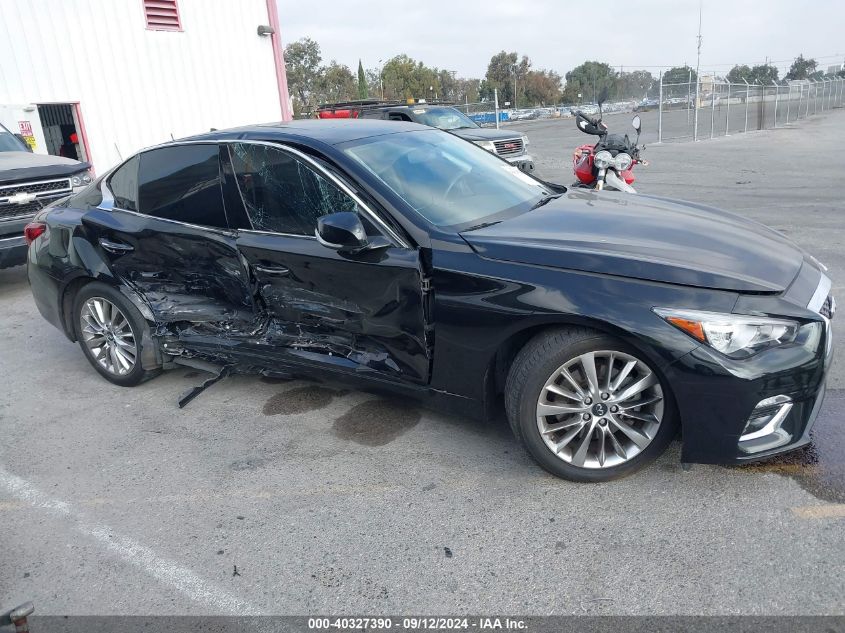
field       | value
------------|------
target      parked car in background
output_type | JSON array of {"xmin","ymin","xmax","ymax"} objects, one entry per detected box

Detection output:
[
  {"xmin": 26, "ymin": 120, "xmax": 834, "ymax": 482},
  {"xmin": 1, "ymin": 122, "xmax": 93, "ymax": 269},
  {"xmin": 317, "ymin": 100, "xmax": 535, "ymax": 173}
]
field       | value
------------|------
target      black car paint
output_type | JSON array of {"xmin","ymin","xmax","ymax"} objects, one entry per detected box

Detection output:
[{"xmin": 27, "ymin": 120, "xmax": 831, "ymax": 465}]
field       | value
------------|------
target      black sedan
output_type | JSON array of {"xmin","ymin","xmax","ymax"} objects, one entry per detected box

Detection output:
[{"xmin": 25, "ymin": 120, "xmax": 835, "ymax": 481}]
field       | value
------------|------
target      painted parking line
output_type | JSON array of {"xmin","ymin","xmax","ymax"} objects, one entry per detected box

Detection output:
[
  {"xmin": 792, "ymin": 504, "xmax": 845, "ymax": 519},
  {"xmin": 0, "ymin": 466, "xmax": 260, "ymax": 614}
]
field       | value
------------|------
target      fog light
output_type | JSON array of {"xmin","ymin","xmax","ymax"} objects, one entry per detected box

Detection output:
[{"xmin": 738, "ymin": 395, "xmax": 793, "ymax": 454}]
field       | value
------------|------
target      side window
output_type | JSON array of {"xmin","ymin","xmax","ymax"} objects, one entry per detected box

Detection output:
[
  {"xmin": 108, "ymin": 155, "xmax": 139, "ymax": 211},
  {"xmin": 137, "ymin": 144, "xmax": 228, "ymax": 229},
  {"xmin": 228, "ymin": 143, "xmax": 361, "ymax": 236}
]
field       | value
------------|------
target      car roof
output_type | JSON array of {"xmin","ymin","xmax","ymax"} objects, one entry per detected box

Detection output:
[{"xmin": 183, "ymin": 118, "xmax": 430, "ymax": 146}]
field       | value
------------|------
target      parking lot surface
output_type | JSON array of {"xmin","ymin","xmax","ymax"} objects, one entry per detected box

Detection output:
[{"xmin": 1, "ymin": 110, "xmax": 843, "ymax": 616}]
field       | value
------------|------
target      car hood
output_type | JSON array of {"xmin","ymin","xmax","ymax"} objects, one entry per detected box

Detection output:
[
  {"xmin": 0, "ymin": 151, "xmax": 88, "ymax": 185},
  {"xmin": 460, "ymin": 190, "xmax": 804, "ymax": 293},
  {"xmin": 449, "ymin": 127, "xmax": 523, "ymax": 142}
]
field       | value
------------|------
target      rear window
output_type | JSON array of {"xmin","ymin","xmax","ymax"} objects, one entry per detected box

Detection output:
[{"xmin": 108, "ymin": 155, "xmax": 139, "ymax": 211}]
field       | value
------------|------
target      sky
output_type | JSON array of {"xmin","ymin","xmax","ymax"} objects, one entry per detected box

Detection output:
[{"xmin": 276, "ymin": 0, "xmax": 845, "ymax": 79}]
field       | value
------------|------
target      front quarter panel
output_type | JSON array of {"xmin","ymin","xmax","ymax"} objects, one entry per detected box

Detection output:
[{"xmin": 429, "ymin": 246, "xmax": 739, "ymax": 402}]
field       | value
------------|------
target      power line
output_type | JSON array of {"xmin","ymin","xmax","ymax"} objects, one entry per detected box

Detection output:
[{"xmin": 604, "ymin": 53, "xmax": 843, "ymax": 70}]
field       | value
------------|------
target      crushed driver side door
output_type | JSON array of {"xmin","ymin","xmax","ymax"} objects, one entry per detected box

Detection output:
[{"xmin": 222, "ymin": 141, "xmax": 431, "ymax": 384}]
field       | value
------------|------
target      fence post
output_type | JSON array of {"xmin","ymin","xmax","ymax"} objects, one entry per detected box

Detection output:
[
  {"xmin": 798, "ymin": 82, "xmax": 804, "ymax": 118},
  {"xmin": 686, "ymin": 69, "xmax": 692, "ymax": 125},
  {"xmin": 828, "ymin": 78, "xmax": 833, "ymax": 110},
  {"xmin": 725, "ymin": 82, "xmax": 731, "ymax": 135},
  {"xmin": 494, "ymin": 88, "xmax": 500, "ymax": 130},
  {"xmin": 808, "ymin": 80, "xmax": 814, "ymax": 117},
  {"xmin": 772, "ymin": 80, "xmax": 779, "ymax": 128},
  {"xmin": 657, "ymin": 71, "xmax": 663, "ymax": 144},
  {"xmin": 813, "ymin": 79, "xmax": 818, "ymax": 115},
  {"xmin": 786, "ymin": 82, "xmax": 791, "ymax": 123},
  {"xmin": 743, "ymin": 79, "xmax": 750, "ymax": 133},
  {"xmin": 710, "ymin": 81, "xmax": 716, "ymax": 139},
  {"xmin": 693, "ymin": 75, "xmax": 700, "ymax": 141}
]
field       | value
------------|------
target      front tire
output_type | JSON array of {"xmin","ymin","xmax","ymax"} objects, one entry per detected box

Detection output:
[
  {"xmin": 505, "ymin": 327, "xmax": 677, "ymax": 482},
  {"xmin": 72, "ymin": 282, "xmax": 157, "ymax": 387}
]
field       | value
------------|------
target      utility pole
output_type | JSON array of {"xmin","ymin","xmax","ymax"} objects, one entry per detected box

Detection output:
[{"xmin": 693, "ymin": 0, "xmax": 702, "ymax": 141}]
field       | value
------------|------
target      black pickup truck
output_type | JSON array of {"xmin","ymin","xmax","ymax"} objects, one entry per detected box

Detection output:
[
  {"xmin": 317, "ymin": 101, "xmax": 535, "ymax": 173},
  {"xmin": 0, "ymin": 122, "xmax": 93, "ymax": 269}
]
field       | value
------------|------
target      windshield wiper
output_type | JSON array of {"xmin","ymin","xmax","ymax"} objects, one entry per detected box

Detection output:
[
  {"xmin": 531, "ymin": 193, "xmax": 563, "ymax": 210},
  {"xmin": 461, "ymin": 220, "xmax": 502, "ymax": 232}
]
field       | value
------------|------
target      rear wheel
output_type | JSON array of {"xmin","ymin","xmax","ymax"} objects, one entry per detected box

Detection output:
[
  {"xmin": 72, "ymin": 282, "xmax": 156, "ymax": 386},
  {"xmin": 505, "ymin": 327, "xmax": 677, "ymax": 482}
]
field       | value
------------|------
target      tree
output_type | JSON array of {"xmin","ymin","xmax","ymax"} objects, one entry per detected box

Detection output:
[
  {"xmin": 661, "ymin": 65, "xmax": 697, "ymax": 97},
  {"xmin": 785, "ymin": 54, "xmax": 817, "ymax": 80},
  {"xmin": 284, "ymin": 37, "xmax": 322, "ymax": 115},
  {"xmin": 615, "ymin": 70, "xmax": 654, "ymax": 99},
  {"xmin": 357, "ymin": 60, "xmax": 368, "ymax": 99},
  {"xmin": 562, "ymin": 61, "xmax": 616, "ymax": 104},
  {"xmin": 750, "ymin": 64, "xmax": 779, "ymax": 84},
  {"xmin": 438, "ymin": 69, "xmax": 459, "ymax": 102},
  {"xmin": 485, "ymin": 51, "xmax": 530, "ymax": 106},
  {"xmin": 727, "ymin": 64, "xmax": 752, "ymax": 84},
  {"xmin": 315, "ymin": 61, "xmax": 357, "ymax": 105},
  {"xmin": 380, "ymin": 54, "xmax": 441, "ymax": 100},
  {"xmin": 522, "ymin": 69, "xmax": 562, "ymax": 105}
]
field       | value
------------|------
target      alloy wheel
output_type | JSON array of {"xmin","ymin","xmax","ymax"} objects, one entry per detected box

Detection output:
[
  {"xmin": 536, "ymin": 350, "xmax": 664, "ymax": 469},
  {"xmin": 79, "ymin": 297, "xmax": 138, "ymax": 376}
]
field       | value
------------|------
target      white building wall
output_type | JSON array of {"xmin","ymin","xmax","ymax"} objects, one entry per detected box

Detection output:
[{"xmin": 0, "ymin": 0, "xmax": 284, "ymax": 172}]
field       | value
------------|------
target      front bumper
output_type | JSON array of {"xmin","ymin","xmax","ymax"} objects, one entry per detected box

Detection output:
[
  {"xmin": 665, "ymin": 277, "xmax": 834, "ymax": 464},
  {"xmin": 504, "ymin": 154, "xmax": 535, "ymax": 173}
]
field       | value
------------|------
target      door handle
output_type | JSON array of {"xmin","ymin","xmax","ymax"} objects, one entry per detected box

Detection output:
[
  {"xmin": 252, "ymin": 264, "xmax": 290, "ymax": 277},
  {"xmin": 98, "ymin": 238, "xmax": 134, "ymax": 254}
]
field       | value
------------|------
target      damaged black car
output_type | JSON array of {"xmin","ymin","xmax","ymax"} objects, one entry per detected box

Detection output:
[{"xmin": 26, "ymin": 120, "xmax": 834, "ymax": 481}]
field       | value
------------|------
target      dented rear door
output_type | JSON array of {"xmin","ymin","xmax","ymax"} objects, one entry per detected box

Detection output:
[
  {"xmin": 226, "ymin": 142, "xmax": 430, "ymax": 384},
  {"xmin": 87, "ymin": 144, "xmax": 255, "ymax": 332}
]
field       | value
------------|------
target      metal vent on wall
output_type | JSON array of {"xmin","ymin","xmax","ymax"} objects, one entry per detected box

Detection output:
[{"xmin": 144, "ymin": 0, "xmax": 181, "ymax": 31}]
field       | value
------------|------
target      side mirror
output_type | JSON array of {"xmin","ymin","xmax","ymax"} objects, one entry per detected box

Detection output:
[
  {"xmin": 316, "ymin": 212, "xmax": 369, "ymax": 252},
  {"xmin": 632, "ymin": 115, "xmax": 641, "ymax": 132}
]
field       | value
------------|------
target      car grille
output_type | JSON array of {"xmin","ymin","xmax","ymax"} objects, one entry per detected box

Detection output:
[
  {"xmin": 493, "ymin": 138, "xmax": 524, "ymax": 156},
  {"xmin": 0, "ymin": 177, "xmax": 72, "ymax": 221},
  {"xmin": 820, "ymin": 294, "xmax": 835, "ymax": 319}
]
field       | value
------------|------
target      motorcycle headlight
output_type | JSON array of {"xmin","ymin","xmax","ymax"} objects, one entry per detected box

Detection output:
[
  {"xmin": 473, "ymin": 140, "xmax": 496, "ymax": 152},
  {"xmin": 593, "ymin": 150, "xmax": 612, "ymax": 169},
  {"xmin": 71, "ymin": 169, "xmax": 94, "ymax": 188},
  {"xmin": 613, "ymin": 152, "xmax": 632, "ymax": 171},
  {"xmin": 653, "ymin": 308, "xmax": 804, "ymax": 359}
]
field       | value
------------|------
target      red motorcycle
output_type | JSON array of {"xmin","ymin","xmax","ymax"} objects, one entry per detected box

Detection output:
[{"xmin": 572, "ymin": 98, "xmax": 646, "ymax": 193}]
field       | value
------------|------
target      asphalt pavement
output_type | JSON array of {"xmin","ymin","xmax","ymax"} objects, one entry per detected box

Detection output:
[{"xmin": 0, "ymin": 107, "xmax": 843, "ymax": 618}]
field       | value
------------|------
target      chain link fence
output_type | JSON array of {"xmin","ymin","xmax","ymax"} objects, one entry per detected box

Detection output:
[
  {"xmin": 454, "ymin": 77, "xmax": 845, "ymax": 140},
  {"xmin": 656, "ymin": 76, "xmax": 845, "ymax": 142}
]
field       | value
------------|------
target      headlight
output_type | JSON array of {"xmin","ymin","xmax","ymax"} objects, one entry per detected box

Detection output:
[
  {"xmin": 613, "ymin": 152, "xmax": 632, "ymax": 171},
  {"xmin": 473, "ymin": 140, "xmax": 496, "ymax": 152},
  {"xmin": 71, "ymin": 169, "xmax": 94, "ymax": 188},
  {"xmin": 593, "ymin": 150, "xmax": 612, "ymax": 169},
  {"xmin": 653, "ymin": 308, "xmax": 803, "ymax": 358},
  {"xmin": 521, "ymin": 134, "xmax": 530, "ymax": 146}
]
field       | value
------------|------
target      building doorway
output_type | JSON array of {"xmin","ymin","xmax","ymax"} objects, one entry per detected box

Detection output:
[{"xmin": 36, "ymin": 103, "xmax": 90, "ymax": 163}]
